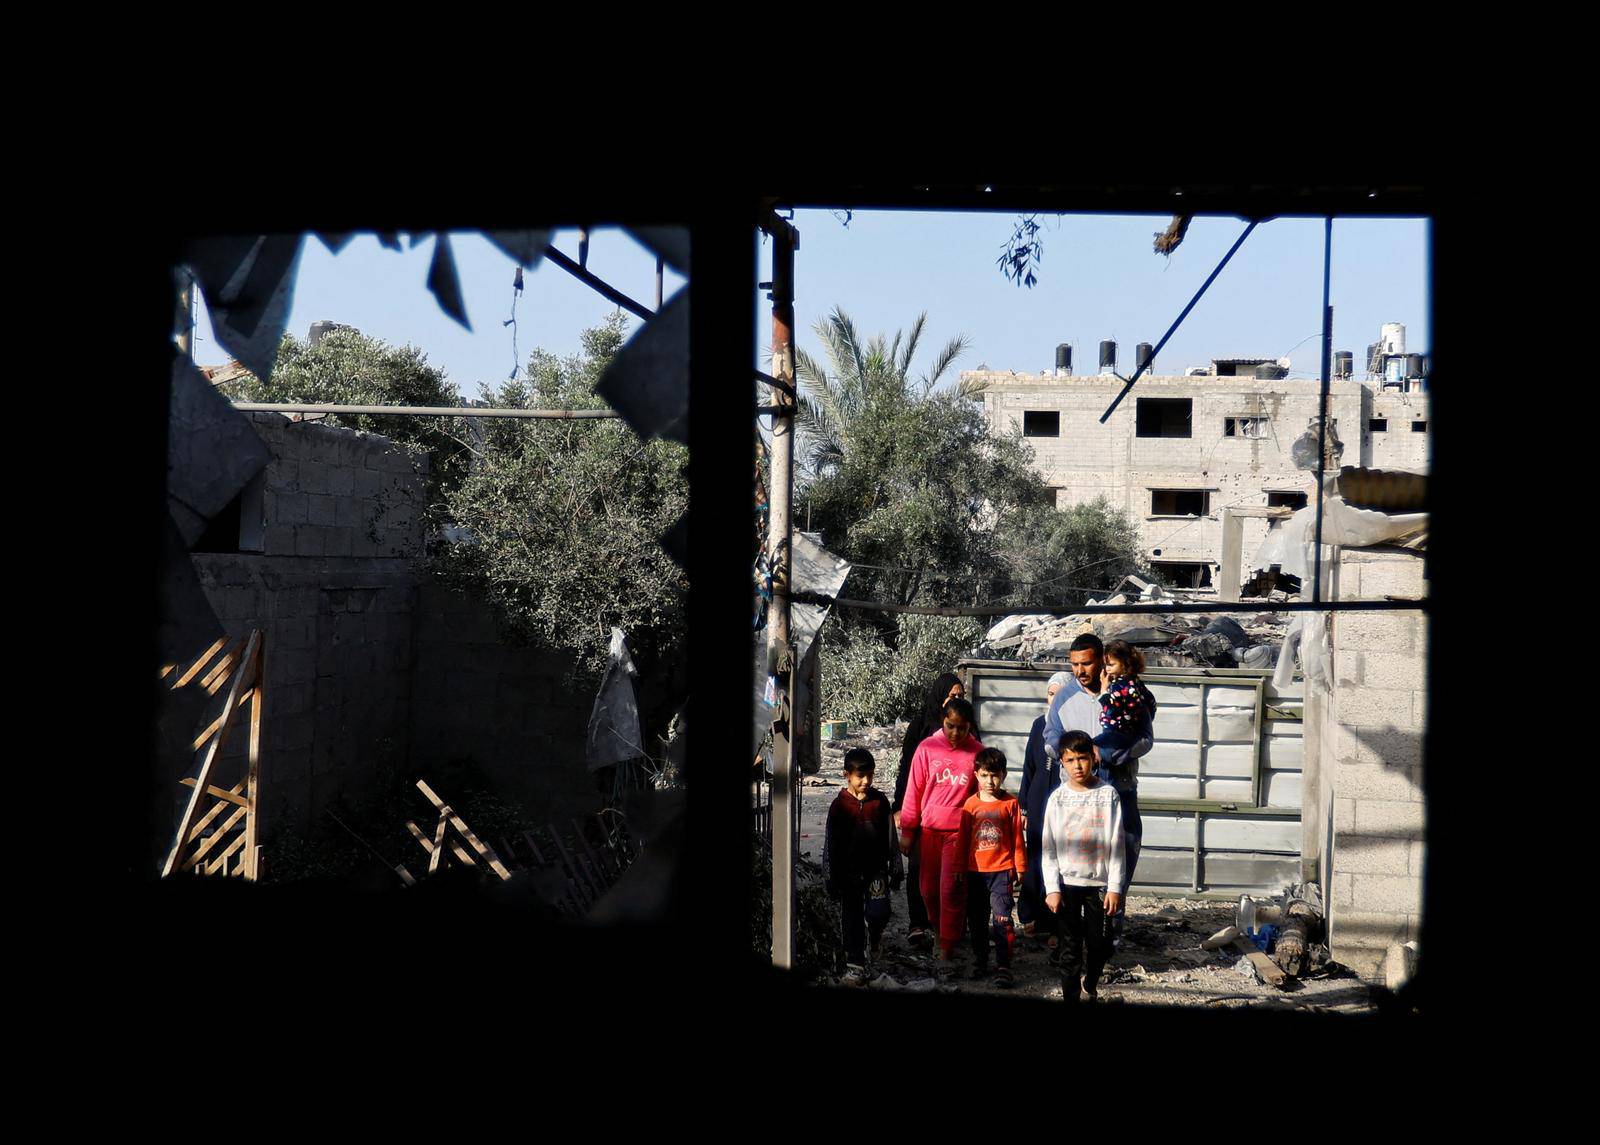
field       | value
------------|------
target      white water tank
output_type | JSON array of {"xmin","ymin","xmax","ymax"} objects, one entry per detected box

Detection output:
[{"xmin": 1380, "ymin": 323, "xmax": 1406, "ymax": 356}]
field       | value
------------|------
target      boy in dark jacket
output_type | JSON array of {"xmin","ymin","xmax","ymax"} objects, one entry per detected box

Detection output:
[{"xmin": 824, "ymin": 748, "xmax": 903, "ymax": 985}]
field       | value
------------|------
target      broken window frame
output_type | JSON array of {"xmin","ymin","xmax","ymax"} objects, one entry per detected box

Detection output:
[
  {"xmin": 1150, "ymin": 559, "xmax": 1214, "ymax": 589},
  {"xmin": 1224, "ymin": 415, "xmax": 1268, "ymax": 438},
  {"xmin": 1265, "ymin": 490, "xmax": 1308, "ymax": 510}
]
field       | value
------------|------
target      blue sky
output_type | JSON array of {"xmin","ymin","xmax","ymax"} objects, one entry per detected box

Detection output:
[
  {"xmin": 758, "ymin": 210, "xmax": 1428, "ymax": 382},
  {"xmin": 190, "ymin": 228, "xmax": 687, "ymax": 396},
  {"xmin": 191, "ymin": 212, "xmax": 1427, "ymax": 393}
]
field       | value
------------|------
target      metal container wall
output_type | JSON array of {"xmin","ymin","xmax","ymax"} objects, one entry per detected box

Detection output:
[{"xmin": 959, "ymin": 659, "xmax": 1304, "ymax": 898}]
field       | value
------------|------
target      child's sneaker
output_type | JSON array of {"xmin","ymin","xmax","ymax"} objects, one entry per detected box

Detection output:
[
  {"xmin": 840, "ymin": 964, "xmax": 867, "ymax": 987},
  {"xmin": 907, "ymin": 928, "xmax": 930, "ymax": 950},
  {"xmin": 994, "ymin": 967, "xmax": 1015, "ymax": 989}
]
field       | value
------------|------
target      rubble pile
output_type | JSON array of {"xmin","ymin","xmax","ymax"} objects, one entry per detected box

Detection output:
[{"xmin": 988, "ymin": 601, "xmax": 1291, "ymax": 671}]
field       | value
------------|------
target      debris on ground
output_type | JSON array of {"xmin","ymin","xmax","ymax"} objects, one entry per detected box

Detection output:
[{"xmin": 795, "ymin": 731, "xmax": 1374, "ymax": 1010}]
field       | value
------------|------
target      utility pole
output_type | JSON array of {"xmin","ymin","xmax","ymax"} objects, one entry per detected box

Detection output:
[{"xmin": 764, "ymin": 216, "xmax": 798, "ymax": 969}]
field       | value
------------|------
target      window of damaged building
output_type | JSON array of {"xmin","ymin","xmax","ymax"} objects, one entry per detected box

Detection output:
[
  {"xmin": 1022, "ymin": 410, "xmax": 1061, "ymax": 437},
  {"xmin": 1136, "ymin": 397, "xmax": 1192, "ymax": 438},
  {"xmin": 1150, "ymin": 488, "xmax": 1211, "ymax": 516}
]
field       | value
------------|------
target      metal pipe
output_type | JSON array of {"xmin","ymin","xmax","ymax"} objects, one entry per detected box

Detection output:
[
  {"xmin": 541, "ymin": 245, "xmax": 655, "ymax": 322},
  {"xmin": 765, "ymin": 220, "xmax": 799, "ymax": 971},
  {"xmin": 1099, "ymin": 219, "xmax": 1260, "ymax": 423},
  {"xmin": 792, "ymin": 593, "xmax": 1426, "ymax": 617},
  {"xmin": 231, "ymin": 402, "xmax": 620, "ymax": 419},
  {"xmin": 1312, "ymin": 217, "xmax": 1333, "ymax": 604},
  {"xmin": 655, "ymin": 255, "xmax": 664, "ymax": 310}
]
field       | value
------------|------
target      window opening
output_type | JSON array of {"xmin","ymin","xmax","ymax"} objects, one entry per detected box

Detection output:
[
  {"xmin": 1266, "ymin": 490, "xmax": 1308, "ymax": 510},
  {"xmin": 1369, "ymin": 418, "xmax": 1388, "ymax": 433},
  {"xmin": 1022, "ymin": 410, "xmax": 1060, "ymax": 437},
  {"xmin": 1411, "ymin": 420, "xmax": 1427, "ymax": 432},
  {"xmin": 1136, "ymin": 397, "xmax": 1192, "ymax": 438},
  {"xmin": 1225, "ymin": 416, "xmax": 1267, "ymax": 438},
  {"xmin": 1151, "ymin": 560, "xmax": 1213, "ymax": 589},
  {"xmin": 1150, "ymin": 488, "xmax": 1210, "ymax": 516}
]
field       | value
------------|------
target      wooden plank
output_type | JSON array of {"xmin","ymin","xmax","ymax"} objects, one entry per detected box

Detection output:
[
  {"xmin": 573, "ymin": 819, "xmax": 614, "ymax": 887},
  {"xmin": 184, "ymin": 783, "xmax": 246, "ymax": 842},
  {"xmin": 549, "ymin": 829, "xmax": 598, "ymax": 906},
  {"xmin": 163, "ymin": 631, "xmax": 259, "ymax": 880},
  {"xmin": 172, "ymin": 636, "xmax": 230, "ymax": 689},
  {"xmin": 191, "ymin": 690, "xmax": 255, "ymax": 752},
  {"xmin": 244, "ymin": 635, "xmax": 264, "ymax": 881},
  {"xmin": 199, "ymin": 640, "xmax": 244, "ymax": 692},
  {"xmin": 394, "ymin": 864, "xmax": 417, "ymax": 887},
  {"xmin": 414, "ymin": 781, "xmax": 512, "ymax": 880},
  {"xmin": 1231, "ymin": 936, "xmax": 1288, "ymax": 988},
  {"xmin": 182, "ymin": 804, "xmax": 248, "ymax": 870},
  {"xmin": 179, "ymin": 778, "xmax": 251, "ymax": 808},
  {"xmin": 205, "ymin": 832, "xmax": 249, "ymax": 875},
  {"xmin": 427, "ymin": 812, "xmax": 450, "ymax": 875},
  {"xmin": 407, "ymin": 819, "xmax": 476, "ymax": 867}
]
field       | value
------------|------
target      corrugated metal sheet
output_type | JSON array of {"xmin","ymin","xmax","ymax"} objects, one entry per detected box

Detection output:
[{"xmin": 960, "ymin": 659, "xmax": 1304, "ymax": 897}]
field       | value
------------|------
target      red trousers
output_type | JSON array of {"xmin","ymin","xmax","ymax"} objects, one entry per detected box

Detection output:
[{"xmin": 918, "ymin": 827, "xmax": 968, "ymax": 956}]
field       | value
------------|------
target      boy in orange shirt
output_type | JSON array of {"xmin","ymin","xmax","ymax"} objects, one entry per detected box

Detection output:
[{"xmin": 962, "ymin": 748, "xmax": 1026, "ymax": 989}]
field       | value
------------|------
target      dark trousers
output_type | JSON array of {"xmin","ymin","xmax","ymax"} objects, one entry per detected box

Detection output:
[
  {"xmin": 904, "ymin": 835, "xmax": 931, "ymax": 932},
  {"xmin": 839, "ymin": 875, "xmax": 892, "ymax": 965},
  {"xmin": 1056, "ymin": 884, "xmax": 1112, "ymax": 1000},
  {"xmin": 966, "ymin": 870, "xmax": 1015, "ymax": 969},
  {"xmin": 1018, "ymin": 832, "xmax": 1043, "ymax": 926}
]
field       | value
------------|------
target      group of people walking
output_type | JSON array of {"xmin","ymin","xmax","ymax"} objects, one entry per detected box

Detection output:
[{"xmin": 822, "ymin": 633, "xmax": 1156, "ymax": 1003}]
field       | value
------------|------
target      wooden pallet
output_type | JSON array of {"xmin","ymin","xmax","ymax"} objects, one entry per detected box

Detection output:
[{"xmin": 158, "ymin": 630, "xmax": 265, "ymax": 880}]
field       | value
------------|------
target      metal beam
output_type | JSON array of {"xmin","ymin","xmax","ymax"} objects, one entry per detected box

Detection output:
[
  {"xmin": 1099, "ymin": 219, "xmax": 1259, "ymax": 424},
  {"xmin": 231, "ymin": 402, "xmax": 619, "ymax": 419},
  {"xmin": 1312, "ymin": 217, "xmax": 1334, "ymax": 604},
  {"xmin": 541, "ymin": 244, "xmax": 655, "ymax": 321},
  {"xmin": 793, "ymin": 594, "xmax": 1427, "ymax": 617},
  {"xmin": 765, "ymin": 223, "xmax": 798, "ymax": 971}
]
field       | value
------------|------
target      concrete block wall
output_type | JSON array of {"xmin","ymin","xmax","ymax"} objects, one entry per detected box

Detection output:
[
  {"xmin": 409, "ymin": 584, "xmax": 594, "ymax": 822},
  {"xmin": 972, "ymin": 372, "xmax": 1366, "ymax": 576},
  {"xmin": 1315, "ymin": 545, "xmax": 1428, "ymax": 981},
  {"xmin": 973, "ymin": 371, "xmax": 1430, "ymax": 584},
  {"xmin": 1367, "ymin": 390, "xmax": 1431, "ymax": 471},
  {"xmin": 248, "ymin": 412, "xmax": 426, "ymax": 562}
]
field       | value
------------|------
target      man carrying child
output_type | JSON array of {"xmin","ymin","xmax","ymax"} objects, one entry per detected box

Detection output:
[
  {"xmin": 823, "ymin": 747, "xmax": 903, "ymax": 986},
  {"xmin": 961, "ymin": 748, "xmax": 1025, "ymax": 989}
]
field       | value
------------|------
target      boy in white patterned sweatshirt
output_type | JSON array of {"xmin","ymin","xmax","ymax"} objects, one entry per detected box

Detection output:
[{"xmin": 1040, "ymin": 729, "xmax": 1126, "ymax": 1003}]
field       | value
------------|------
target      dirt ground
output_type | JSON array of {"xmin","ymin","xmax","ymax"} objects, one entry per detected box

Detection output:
[{"xmin": 800, "ymin": 728, "xmax": 1376, "ymax": 1015}]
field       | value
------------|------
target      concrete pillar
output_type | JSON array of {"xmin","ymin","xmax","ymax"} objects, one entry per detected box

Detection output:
[{"xmin": 1218, "ymin": 508, "xmax": 1244, "ymax": 602}]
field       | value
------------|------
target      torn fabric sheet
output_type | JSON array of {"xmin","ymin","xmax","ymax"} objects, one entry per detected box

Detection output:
[
  {"xmin": 482, "ymin": 230, "xmax": 552, "ymax": 269},
  {"xmin": 595, "ymin": 288, "xmax": 688, "ymax": 444},
  {"xmin": 586, "ymin": 628, "xmax": 644, "ymax": 770},
  {"xmin": 752, "ymin": 531, "xmax": 851, "ymax": 754},
  {"xmin": 181, "ymin": 234, "xmax": 304, "ymax": 384},
  {"xmin": 426, "ymin": 233, "xmax": 471, "ymax": 330},
  {"xmin": 1251, "ymin": 495, "xmax": 1428, "ymax": 582},
  {"xmin": 625, "ymin": 226, "xmax": 690, "ymax": 275}
]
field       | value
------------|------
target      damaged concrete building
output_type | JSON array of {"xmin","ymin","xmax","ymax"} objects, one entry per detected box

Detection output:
[
  {"xmin": 161, "ymin": 372, "xmax": 593, "ymax": 866},
  {"xmin": 968, "ymin": 327, "xmax": 1429, "ymax": 592}
]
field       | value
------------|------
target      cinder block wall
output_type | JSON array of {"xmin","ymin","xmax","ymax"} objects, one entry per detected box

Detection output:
[
  {"xmin": 409, "ymin": 584, "xmax": 594, "ymax": 822},
  {"xmin": 973, "ymin": 372, "xmax": 1368, "ymax": 573},
  {"xmin": 189, "ymin": 414, "xmax": 425, "ymax": 842},
  {"xmin": 1316, "ymin": 545, "xmax": 1428, "ymax": 981},
  {"xmin": 183, "ymin": 413, "xmax": 600, "ymax": 856}
]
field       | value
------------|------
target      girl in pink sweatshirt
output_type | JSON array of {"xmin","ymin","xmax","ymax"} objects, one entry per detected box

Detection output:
[{"xmin": 898, "ymin": 696, "xmax": 982, "ymax": 965}]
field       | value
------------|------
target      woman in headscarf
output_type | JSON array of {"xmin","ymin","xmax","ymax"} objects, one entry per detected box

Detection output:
[
  {"xmin": 892, "ymin": 672, "xmax": 973, "ymax": 948},
  {"xmin": 1017, "ymin": 671, "xmax": 1075, "ymax": 938}
]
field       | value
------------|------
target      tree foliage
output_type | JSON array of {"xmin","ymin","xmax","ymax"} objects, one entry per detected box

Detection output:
[
  {"xmin": 430, "ymin": 313, "xmax": 689, "ymax": 683},
  {"xmin": 792, "ymin": 308, "xmax": 1147, "ymax": 691}
]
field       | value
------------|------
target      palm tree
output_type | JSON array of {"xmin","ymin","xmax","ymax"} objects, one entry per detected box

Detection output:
[{"xmin": 793, "ymin": 307, "xmax": 983, "ymax": 479}]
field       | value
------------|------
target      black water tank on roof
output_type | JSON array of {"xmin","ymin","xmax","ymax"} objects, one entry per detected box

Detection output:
[
  {"xmin": 1100, "ymin": 340, "xmax": 1117, "ymax": 370},
  {"xmin": 1136, "ymin": 342, "xmax": 1154, "ymax": 372},
  {"xmin": 1056, "ymin": 343, "xmax": 1072, "ymax": 372},
  {"xmin": 1334, "ymin": 350, "xmax": 1353, "ymax": 379},
  {"xmin": 1406, "ymin": 353, "xmax": 1424, "ymax": 378}
]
